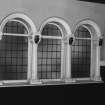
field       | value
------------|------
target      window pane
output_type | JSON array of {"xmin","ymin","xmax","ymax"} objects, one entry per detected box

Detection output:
[
  {"xmin": 0, "ymin": 35, "xmax": 28, "ymax": 80},
  {"xmin": 75, "ymin": 26, "xmax": 91, "ymax": 38},
  {"xmin": 3, "ymin": 21, "xmax": 28, "ymax": 34},
  {"xmin": 42, "ymin": 24, "xmax": 62, "ymax": 36},
  {"xmin": 38, "ymin": 23, "xmax": 62, "ymax": 79},
  {"xmin": 71, "ymin": 26, "xmax": 91, "ymax": 78},
  {"xmin": 38, "ymin": 38, "xmax": 61, "ymax": 79}
]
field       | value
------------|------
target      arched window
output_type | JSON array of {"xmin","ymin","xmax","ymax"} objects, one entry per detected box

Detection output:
[
  {"xmin": 71, "ymin": 26, "xmax": 91, "ymax": 78},
  {"xmin": 0, "ymin": 13, "xmax": 36, "ymax": 82},
  {"xmin": 37, "ymin": 23, "xmax": 63, "ymax": 79},
  {"xmin": 0, "ymin": 20, "xmax": 28, "ymax": 80},
  {"xmin": 71, "ymin": 20, "xmax": 101, "ymax": 81}
]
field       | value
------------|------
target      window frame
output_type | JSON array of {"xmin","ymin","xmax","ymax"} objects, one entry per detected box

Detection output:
[
  {"xmin": 0, "ymin": 13, "xmax": 37, "ymax": 85},
  {"xmin": 72, "ymin": 19, "xmax": 101, "ymax": 82},
  {"xmin": 38, "ymin": 22, "xmax": 64, "ymax": 81},
  {"xmin": 72, "ymin": 25, "xmax": 92, "ymax": 80},
  {"xmin": 38, "ymin": 17, "xmax": 72, "ymax": 83}
]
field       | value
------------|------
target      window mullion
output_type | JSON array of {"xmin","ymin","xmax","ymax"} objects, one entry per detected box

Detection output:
[
  {"xmin": 3, "ymin": 33, "xmax": 30, "ymax": 37},
  {"xmin": 42, "ymin": 35, "xmax": 62, "ymax": 39},
  {"xmin": 75, "ymin": 37, "xmax": 91, "ymax": 40}
]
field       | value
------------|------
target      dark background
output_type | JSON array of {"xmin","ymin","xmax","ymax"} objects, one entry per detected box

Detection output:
[
  {"xmin": 0, "ymin": 83, "xmax": 105, "ymax": 105},
  {"xmin": 79, "ymin": 0, "xmax": 105, "ymax": 4}
]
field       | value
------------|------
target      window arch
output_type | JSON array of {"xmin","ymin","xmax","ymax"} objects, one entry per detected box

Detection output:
[
  {"xmin": 74, "ymin": 25, "xmax": 91, "ymax": 38},
  {"xmin": 0, "ymin": 13, "xmax": 36, "ymax": 35},
  {"xmin": 0, "ymin": 13, "xmax": 36, "ymax": 82},
  {"xmin": 41, "ymin": 23, "xmax": 62, "ymax": 37},
  {"xmin": 37, "ymin": 17, "xmax": 72, "ymax": 80},
  {"xmin": 71, "ymin": 19, "xmax": 101, "ymax": 81},
  {"xmin": 3, "ymin": 20, "xmax": 28, "ymax": 34}
]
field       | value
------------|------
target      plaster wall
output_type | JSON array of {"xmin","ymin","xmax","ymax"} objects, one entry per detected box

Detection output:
[{"xmin": 0, "ymin": 0, "xmax": 105, "ymax": 60}]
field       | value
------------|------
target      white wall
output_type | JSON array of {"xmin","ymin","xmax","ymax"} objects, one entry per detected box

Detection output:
[
  {"xmin": 20, "ymin": 0, "xmax": 105, "ymax": 32},
  {"xmin": 0, "ymin": 0, "xmax": 105, "ymax": 60},
  {"xmin": 0, "ymin": 0, "xmax": 22, "ymax": 18}
]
